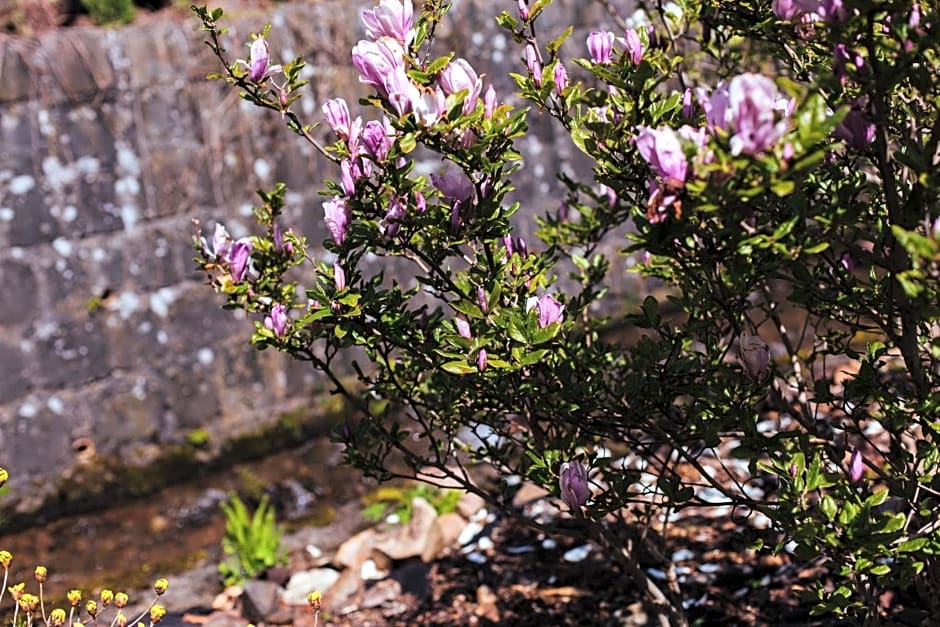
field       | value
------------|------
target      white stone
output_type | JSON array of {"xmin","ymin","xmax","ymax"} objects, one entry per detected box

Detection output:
[{"xmin": 281, "ymin": 568, "xmax": 340, "ymax": 606}]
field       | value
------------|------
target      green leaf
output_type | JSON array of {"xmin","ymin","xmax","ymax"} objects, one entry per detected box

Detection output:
[
  {"xmin": 442, "ymin": 361, "xmax": 477, "ymax": 375},
  {"xmin": 869, "ymin": 564, "xmax": 891, "ymax": 576}
]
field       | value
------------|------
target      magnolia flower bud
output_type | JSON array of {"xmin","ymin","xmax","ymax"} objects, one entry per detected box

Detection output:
[
  {"xmin": 524, "ymin": 44, "xmax": 542, "ymax": 86},
  {"xmin": 553, "ymin": 62, "xmax": 569, "ymax": 95},
  {"xmin": 559, "ymin": 461, "xmax": 590, "ymax": 509},
  {"xmin": 264, "ymin": 303, "xmax": 289, "ymax": 338},
  {"xmin": 477, "ymin": 349, "xmax": 487, "ymax": 372},
  {"xmin": 483, "ymin": 84, "xmax": 497, "ymax": 119},
  {"xmin": 587, "ymin": 31, "xmax": 615, "ymax": 64},
  {"xmin": 455, "ymin": 315, "xmax": 472, "ymax": 339},
  {"xmin": 517, "ymin": 0, "xmax": 529, "ymax": 20},
  {"xmin": 849, "ymin": 448, "xmax": 864, "ymax": 483},
  {"xmin": 739, "ymin": 334, "xmax": 771, "ymax": 381},
  {"xmin": 624, "ymin": 28, "xmax": 644, "ymax": 64}
]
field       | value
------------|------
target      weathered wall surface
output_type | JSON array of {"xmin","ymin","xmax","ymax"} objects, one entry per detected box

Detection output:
[{"xmin": 0, "ymin": 0, "xmax": 638, "ymax": 516}]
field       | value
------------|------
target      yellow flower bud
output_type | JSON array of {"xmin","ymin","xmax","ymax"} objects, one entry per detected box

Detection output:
[
  {"xmin": 307, "ymin": 590, "xmax": 321, "ymax": 607},
  {"xmin": 150, "ymin": 604, "xmax": 166, "ymax": 624},
  {"xmin": 67, "ymin": 589, "xmax": 82, "ymax": 606},
  {"xmin": 0, "ymin": 551, "xmax": 12, "ymax": 569},
  {"xmin": 34, "ymin": 565, "xmax": 47, "ymax": 583},
  {"xmin": 19, "ymin": 593, "xmax": 39, "ymax": 613},
  {"xmin": 85, "ymin": 599, "xmax": 99, "ymax": 617},
  {"xmin": 100, "ymin": 589, "xmax": 114, "ymax": 605},
  {"xmin": 0, "ymin": 467, "xmax": 7, "ymax": 487},
  {"xmin": 115, "ymin": 612, "xmax": 128, "ymax": 627},
  {"xmin": 50, "ymin": 608, "xmax": 67, "ymax": 627},
  {"xmin": 114, "ymin": 592, "xmax": 129, "ymax": 608},
  {"xmin": 9, "ymin": 582, "xmax": 25, "ymax": 601},
  {"xmin": 154, "ymin": 578, "xmax": 168, "ymax": 595}
]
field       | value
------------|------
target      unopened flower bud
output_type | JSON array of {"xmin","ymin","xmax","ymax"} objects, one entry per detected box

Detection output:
[
  {"xmin": 308, "ymin": 590, "xmax": 322, "ymax": 609},
  {"xmin": 150, "ymin": 604, "xmax": 167, "ymax": 624},
  {"xmin": 114, "ymin": 592, "xmax": 129, "ymax": 608},
  {"xmin": 34, "ymin": 565, "xmax": 47, "ymax": 583},
  {"xmin": 483, "ymin": 84, "xmax": 497, "ymax": 119},
  {"xmin": 559, "ymin": 461, "xmax": 590, "ymax": 509},
  {"xmin": 0, "ymin": 551, "xmax": 11, "ymax": 569},
  {"xmin": 476, "ymin": 287, "xmax": 488, "ymax": 313},
  {"xmin": 849, "ymin": 448, "xmax": 864, "ymax": 483},
  {"xmin": 85, "ymin": 599, "xmax": 99, "ymax": 617},
  {"xmin": 524, "ymin": 43, "xmax": 542, "ymax": 86},
  {"xmin": 553, "ymin": 62, "xmax": 569, "ymax": 95},
  {"xmin": 9, "ymin": 582, "xmax": 25, "ymax": 601},
  {"xmin": 50, "ymin": 608, "xmax": 67, "ymax": 627},
  {"xmin": 455, "ymin": 315, "xmax": 472, "ymax": 340},
  {"xmin": 789, "ymin": 463, "xmax": 798, "ymax": 478},
  {"xmin": 115, "ymin": 613, "xmax": 128, "ymax": 627},
  {"xmin": 19, "ymin": 593, "xmax": 39, "ymax": 613},
  {"xmin": 100, "ymin": 589, "xmax": 114, "ymax": 606},
  {"xmin": 67, "ymin": 589, "xmax": 82, "ymax": 606},
  {"xmin": 154, "ymin": 578, "xmax": 168, "ymax": 595},
  {"xmin": 0, "ymin": 467, "xmax": 7, "ymax": 488},
  {"xmin": 738, "ymin": 334, "xmax": 770, "ymax": 381},
  {"xmin": 333, "ymin": 261, "xmax": 346, "ymax": 292},
  {"xmin": 477, "ymin": 349, "xmax": 488, "ymax": 372},
  {"xmin": 517, "ymin": 0, "xmax": 529, "ymax": 20}
]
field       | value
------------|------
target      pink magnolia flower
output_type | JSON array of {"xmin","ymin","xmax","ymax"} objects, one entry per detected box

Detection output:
[
  {"xmin": 739, "ymin": 334, "xmax": 771, "ymax": 381},
  {"xmin": 361, "ymin": 0, "xmax": 415, "ymax": 48},
  {"xmin": 333, "ymin": 261, "xmax": 346, "ymax": 291},
  {"xmin": 244, "ymin": 37, "xmax": 282, "ymax": 82},
  {"xmin": 477, "ymin": 349, "xmax": 488, "ymax": 372},
  {"xmin": 201, "ymin": 223, "xmax": 233, "ymax": 259},
  {"xmin": 553, "ymin": 62, "xmax": 569, "ymax": 95},
  {"xmin": 362, "ymin": 118, "xmax": 395, "ymax": 162},
  {"xmin": 352, "ymin": 39, "xmax": 404, "ymax": 94},
  {"xmin": 432, "ymin": 169, "xmax": 475, "ymax": 202},
  {"xmin": 264, "ymin": 303, "xmax": 288, "ymax": 338},
  {"xmin": 439, "ymin": 58, "xmax": 482, "ymax": 115},
  {"xmin": 455, "ymin": 315, "xmax": 472, "ymax": 339},
  {"xmin": 587, "ymin": 31, "xmax": 615, "ymax": 64},
  {"xmin": 476, "ymin": 286, "xmax": 488, "ymax": 313},
  {"xmin": 322, "ymin": 98, "xmax": 351, "ymax": 139},
  {"xmin": 379, "ymin": 195, "xmax": 406, "ymax": 238},
  {"xmin": 524, "ymin": 43, "xmax": 542, "ymax": 85},
  {"xmin": 483, "ymin": 84, "xmax": 498, "ymax": 119},
  {"xmin": 835, "ymin": 109, "xmax": 876, "ymax": 149},
  {"xmin": 682, "ymin": 87, "xmax": 695, "ymax": 119},
  {"xmin": 849, "ymin": 448, "xmax": 864, "ymax": 483},
  {"xmin": 323, "ymin": 197, "xmax": 351, "ymax": 245},
  {"xmin": 624, "ymin": 28, "xmax": 644, "ymax": 64},
  {"xmin": 635, "ymin": 126, "xmax": 688, "ymax": 186},
  {"xmin": 559, "ymin": 461, "xmax": 590, "ymax": 509},
  {"xmin": 773, "ymin": 0, "xmax": 844, "ymax": 20},
  {"xmin": 228, "ymin": 240, "xmax": 252, "ymax": 283},
  {"xmin": 703, "ymin": 74, "xmax": 790, "ymax": 156},
  {"xmin": 536, "ymin": 293, "xmax": 563, "ymax": 328}
]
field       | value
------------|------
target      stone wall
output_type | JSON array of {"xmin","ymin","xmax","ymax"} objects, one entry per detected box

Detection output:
[{"xmin": 0, "ymin": 0, "xmax": 638, "ymax": 517}]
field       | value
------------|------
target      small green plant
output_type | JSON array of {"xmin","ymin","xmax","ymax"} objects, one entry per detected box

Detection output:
[
  {"xmin": 185, "ymin": 428, "xmax": 210, "ymax": 448},
  {"xmin": 218, "ymin": 493, "xmax": 286, "ymax": 585},
  {"xmin": 80, "ymin": 0, "xmax": 134, "ymax": 25},
  {"xmin": 361, "ymin": 484, "xmax": 461, "ymax": 525}
]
